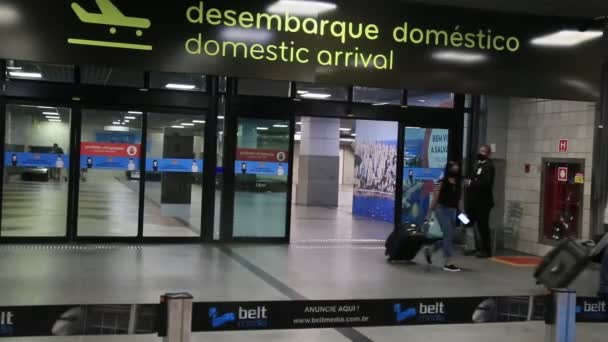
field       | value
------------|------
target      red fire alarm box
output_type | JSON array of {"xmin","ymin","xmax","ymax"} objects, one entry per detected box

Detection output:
[{"xmin": 540, "ymin": 159, "xmax": 584, "ymax": 243}]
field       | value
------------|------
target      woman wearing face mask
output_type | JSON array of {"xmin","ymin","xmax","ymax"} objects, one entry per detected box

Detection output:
[{"xmin": 425, "ymin": 161, "xmax": 463, "ymax": 272}]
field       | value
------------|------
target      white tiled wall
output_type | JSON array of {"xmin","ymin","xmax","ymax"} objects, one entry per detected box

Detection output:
[{"xmin": 502, "ymin": 98, "xmax": 596, "ymax": 255}]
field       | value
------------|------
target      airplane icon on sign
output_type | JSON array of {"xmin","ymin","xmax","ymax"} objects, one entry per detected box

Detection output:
[{"xmin": 67, "ymin": 0, "xmax": 152, "ymax": 51}]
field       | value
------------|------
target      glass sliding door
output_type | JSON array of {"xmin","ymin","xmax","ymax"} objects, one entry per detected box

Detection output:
[
  {"xmin": 233, "ymin": 118, "xmax": 291, "ymax": 238},
  {"xmin": 77, "ymin": 109, "xmax": 142, "ymax": 237},
  {"xmin": 143, "ymin": 113, "xmax": 205, "ymax": 237},
  {"xmin": 2, "ymin": 104, "xmax": 71, "ymax": 237},
  {"xmin": 401, "ymin": 127, "xmax": 449, "ymax": 226}
]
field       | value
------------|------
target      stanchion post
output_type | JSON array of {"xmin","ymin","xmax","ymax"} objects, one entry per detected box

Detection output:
[
  {"xmin": 163, "ymin": 293, "xmax": 193, "ymax": 342},
  {"xmin": 545, "ymin": 289, "xmax": 576, "ymax": 342}
]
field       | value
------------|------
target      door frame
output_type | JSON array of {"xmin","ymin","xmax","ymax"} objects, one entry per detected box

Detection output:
[
  {"xmin": 218, "ymin": 86, "xmax": 465, "ymax": 242},
  {"xmin": 0, "ymin": 98, "xmax": 76, "ymax": 243},
  {"xmin": 0, "ymin": 75, "xmax": 219, "ymax": 244}
]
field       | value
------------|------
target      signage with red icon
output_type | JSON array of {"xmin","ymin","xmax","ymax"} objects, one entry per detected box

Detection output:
[
  {"xmin": 80, "ymin": 142, "xmax": 141, "ymax": 157},
  {"xmin": 236, "ymin": 148, "xmax": 288, "ymax": 162},
  {"xmin": 559, "ymin": 139, "xmax": 568, "ymax": 153},
  {"xmin": 557, "ymin": 167, "xmax": 568, "ymax": 182}
]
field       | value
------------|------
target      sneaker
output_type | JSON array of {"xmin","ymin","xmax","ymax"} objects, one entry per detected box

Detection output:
[
  {"xmin": 443, "ymin": 264, "xmax": 461, "ymax": 272},
  {"xmin": 424, "ymin": 247, "xmax": 432, "ymax": 264}
]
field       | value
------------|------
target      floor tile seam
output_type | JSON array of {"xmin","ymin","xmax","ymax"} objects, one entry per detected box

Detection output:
[{"xmin": 216, "ymin": 245, "xmax": 374, "ymax": 342}]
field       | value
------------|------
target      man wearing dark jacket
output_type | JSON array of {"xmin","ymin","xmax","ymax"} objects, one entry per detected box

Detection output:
[{"xmin": 467, "ymin": 145, "xmax": 496, "ymax": 258}]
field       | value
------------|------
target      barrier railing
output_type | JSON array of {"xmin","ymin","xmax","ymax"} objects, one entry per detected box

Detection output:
[{"xmin": 0, "ymin": 291, "xmax": 605, "ymax": 341}]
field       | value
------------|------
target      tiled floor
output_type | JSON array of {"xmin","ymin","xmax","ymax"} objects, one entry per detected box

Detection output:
[
  {"xmin": 1, "ymin": 177, "xmax": 391, "ymax": 241},
  {"xmin": 0, "ymin": 178, "xmax": 605, "ymax": 341},
  {"xmin": 0, "ymin": 244, "xmax": 604, "ymax": 341}
]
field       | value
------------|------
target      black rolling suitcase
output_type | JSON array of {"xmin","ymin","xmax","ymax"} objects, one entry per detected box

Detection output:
[
  {"xmin": 534, "ymin": 234, "xmax": 608, "ymax": 289},
  {"xmin": 385, "ymin": 224, "xmax": 429, "ymax": 261}
]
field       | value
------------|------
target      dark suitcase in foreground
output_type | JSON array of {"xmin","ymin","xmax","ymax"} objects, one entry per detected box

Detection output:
[
  {"xmin": 534, "ymin": 238, "xmax": 591, "ymax": 289},
  {"xmin": 385, "ymin": 224, "xmax": 432, "ymax": 261}
]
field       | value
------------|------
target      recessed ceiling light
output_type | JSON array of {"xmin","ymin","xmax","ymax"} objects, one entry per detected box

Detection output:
[
  {"xmin": 192, "ymin": 120, "xmax": 206, "ymax": 123},
  {"xmin": 339, "ymin": 128, "xmax": 351, "ymax": 132},
  {"xmin": 218, "ymin": 116, "xmax": 225, "ymax": 120},
  {"xmin": 418, "ymin": 99, "xmax": 427, "ymax": 103},
  {"xmin": 340, "ymin": 138, "xmax": 355, "ymax": 142},
  {"xmin": 531, "ymin": 30, "xmax": 603, "ymax": 47},
  {"xmin": 36, "ymin": 106, "xmax": 55, "ymax": 109},
  {"xmin": 351, "ymin": 133, "xmax": 357, "ymax": 137},
  {"xmin": 45, "ymin": 115, "xmax": 60, "ymax": 119},
  {"xmin": 296, "ymin": 122, "xmax": 302, "ymax": 125},
  {"xmin": 6, "ymin": 66, "xmax": 22, "ymax": 70},
  {"xmin": 113, "ymin": 121, "xmax": 121, "ymax": 125},
  {"xmin": 165, "ymin": 83, "xmax": 196, "ymax": 90},
  {"xmin": 373, "ymin": 102, "xmax": 389, "ymax": 106},
  {"xmin": 125, "ymin": 116, "xmax": 137, "ymax": 120},
  {"xmin": 296, "ymin": 90, "xmax": 309, "ymax": 95},
  {"xmin": 300, "ymin": 92, "xmax": 332, "ymax": 99},
  {"xmin": 273, "ymin": 124, "xmax": 289, "ymax": 128},
  {"xmin": 48, "ymin": 119, "xmax": 62, "ymax": 122},
  {"xmin": 267, "ymin": 0, "xmax": 337, "ymax": 16},
  {"xmin": 124, "ymin": 120, "xmax": 130, "ymax": 123},
  {"xmin": 432, "ymin": 51, "xmax": 487, "ymax": 64},
  {"xmin": 171, "ymin": 125, "xmax": 185, "ymax": 129},
  {"xmin": 181, "ymin": 123, "xmax": 195, "ymax": 126},
  {"xmin": 256, "ymin": 127, "xmax": 269, "ymax": 131},
  {"xmin": 128, "ymin": 111, "xmax": 143, "ymax": 115},
  {"xmin": 8, "ymin": 71, "xmax": 42, "ymax": 78},
  {"xmin": 42, "ymin": 112, "xmax": 59, "ymax": 115}
]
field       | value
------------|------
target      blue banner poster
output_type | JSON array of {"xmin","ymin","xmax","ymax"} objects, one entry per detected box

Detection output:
[
  {"xmin": 79, "ymin": 156, "xmax": 140, "ymax": 170},
  {"xmin": 402, "ymin": 128, "xmax": 449, "ymax": 225},
  {"xmin": 234, "ymin": 161, "xmax": 288, "ymax": 176},
  {"xmin": 5, "ymin": 152, "xmax": 69, "ymax": 169},
  {"xmin": 146, "ymin": 159, "xmax": 204, "ymax": 173},
  {"xmin": 353, "ymin": 121, "xmax": 398, "ymax": 223}
]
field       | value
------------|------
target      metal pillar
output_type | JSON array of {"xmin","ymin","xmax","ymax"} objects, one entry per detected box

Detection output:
[
  {"xmin": 163, "ymin": 293, "xmax": 193, "ymax": 342},
  {"xmin": 590, "ymin": 23, "xmax": 608, "ymax": 236},
  {"xmin": 545, "ymin": 289, "xmax": 577, "ymax": 342}
]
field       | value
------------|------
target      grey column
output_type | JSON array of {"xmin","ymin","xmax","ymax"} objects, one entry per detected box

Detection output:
[
  {"xmin": 591, "ymin": 25, "xmax": 608, "ymax": 235},
  {"xmin": 296, "ymin": 117, "xmax": 340, "ymax": 207}
]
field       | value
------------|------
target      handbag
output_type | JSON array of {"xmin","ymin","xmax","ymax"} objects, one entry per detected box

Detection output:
[{"xmin": 425, "ymin": 212, "xmax": 444, "ymax": 239}]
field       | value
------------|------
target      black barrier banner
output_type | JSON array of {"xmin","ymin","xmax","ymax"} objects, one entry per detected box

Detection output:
[
  {"xmin": 190, "ymin": 296, "xmax": 547, "ymax": 332},
  {"xmin": 0, "ymin": 304, "xmax": 158, "ymax": 338},
  {"xmin": 576, "ymin": 297, "xmax": 608, "ymax": 323},
  {"xmin": 0, "ymin": 0, "xmax": 602, "ymax": 100}
]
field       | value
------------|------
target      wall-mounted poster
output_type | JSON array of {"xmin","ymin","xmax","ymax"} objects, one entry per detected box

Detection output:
[
  {"xmin": 353, "ymin": 121, "xmax": 398, "ymax": 223},
  {"xmin": 402, "ymin": 128, "xmax": 449, "ymax": 226}
]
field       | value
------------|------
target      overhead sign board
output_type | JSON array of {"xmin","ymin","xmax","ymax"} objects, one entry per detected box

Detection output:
[{"xmin": 0, "ymin": 0, "xmax": 602, "ymax": 100}]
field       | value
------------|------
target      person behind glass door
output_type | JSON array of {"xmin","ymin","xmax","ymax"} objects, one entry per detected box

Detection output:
[
  {"xmin": 51, "ymin": 143, "xmax": 64, "ymax": 181},
  {"xmin": 466, "ymin": 144, "xmax": 496, "ymax": 258},
  {"xmin": 424, "ymin": 161, "xmax": 463, "ymax": 272},
  {"xmin": 241, "ymin": 162, "xmax": 247, "ymax": 174},
  {"xmin": 127, "ymin": 158, "xmax": 136, "ymax": 171}
]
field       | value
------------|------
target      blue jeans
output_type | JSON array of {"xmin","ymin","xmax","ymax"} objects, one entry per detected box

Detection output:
[
  {"xmin": 601, "ymin": 248, "xmax": 608, "ymax": 295},
  {"xmin": 434, "ymin": 205, "xmax": 457, "ymax": 261}
]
